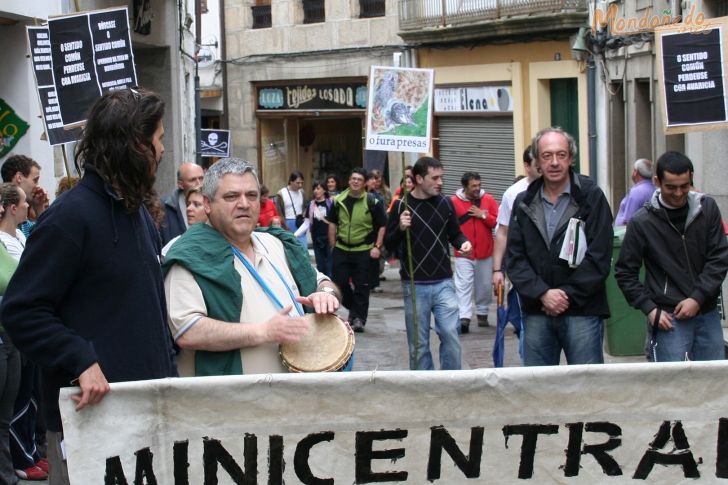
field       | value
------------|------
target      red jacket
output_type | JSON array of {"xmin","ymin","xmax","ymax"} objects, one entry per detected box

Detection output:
[
  {"xmin": 451, "ymin": 189, "xmax": 498, "ymax": 259},
  {"xmin": 258, "ymin": 198, "xmax": 280, "ymax": 227}
]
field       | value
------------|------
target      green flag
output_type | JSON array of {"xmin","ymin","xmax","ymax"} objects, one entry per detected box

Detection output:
[{"xmin": 0, "ymin": 99, "xmax": 30, "ymax": 159}]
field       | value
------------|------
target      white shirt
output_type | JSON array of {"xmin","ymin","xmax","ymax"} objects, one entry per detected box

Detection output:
[
  {"xmin": 278, "ymin": 187, "xmax": 304, "ymax": 219},
  {"xmin": 0, "ymin": 229, "xmax": 26, "ymax": 261},
  {"xmin": 496, "ymin": 177, "xmax": 531, "ymax": 228}
]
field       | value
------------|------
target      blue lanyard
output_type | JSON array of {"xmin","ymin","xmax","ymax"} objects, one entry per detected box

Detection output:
[{"xmin": 231, "ymin": 245, "xmax": 304, "ymax": 316}]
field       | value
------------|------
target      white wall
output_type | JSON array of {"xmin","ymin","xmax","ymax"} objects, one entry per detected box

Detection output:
[
  {"xmin": 2, "ymin": 0, "xmax": 61, "ymax": 20},
  {"xmin": 0, "ymin": 17, "xmax": 60, "ymax": 197}
]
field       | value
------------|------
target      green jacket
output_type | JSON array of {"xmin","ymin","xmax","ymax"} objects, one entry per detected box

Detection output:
[
  {"xmin": 161, "ymin": 223, "xmax": 318, "ymax": 376},
  {"xmin": 333, "ymin": 189, "xmax": 381, "ymax": 252}
]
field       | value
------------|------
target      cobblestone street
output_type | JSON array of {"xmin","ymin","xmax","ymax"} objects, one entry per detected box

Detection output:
[{"xmin": 350, "ymin": 263, "xmax": 644, "ymax": 372}]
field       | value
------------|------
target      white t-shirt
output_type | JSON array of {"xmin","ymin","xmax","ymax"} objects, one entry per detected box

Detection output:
[
  {"xmin": 496, "ymin": 177, "xmax": 531, "ymax": 228},
  {"xmin": 278, "ymin": 187, "xmax": 304, "ymax": 219},
  {"xmin": 0, "ymin": 229, "xmax": 26, "ymax": 261}
]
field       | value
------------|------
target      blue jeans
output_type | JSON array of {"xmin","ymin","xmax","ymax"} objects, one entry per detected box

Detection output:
[
  {"xmin": 649, "ymin": 309, "xmax": 724, "ymax": 362},
  {"xmin": 402, "ymin": 280, "xmax": 461, "ymax": 370},
  {"xmin": 523, "ymin": 314, "xmax": 604, "ymax": 366},
  {"xmin": 285, "ymin": 218, "xmax": 308, "ymax": 249}
]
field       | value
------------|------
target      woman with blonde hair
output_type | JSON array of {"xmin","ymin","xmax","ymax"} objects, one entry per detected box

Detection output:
[
  {"xmin": 161, "ymin": 187, "xmax": 208, "ymax": 257},
  {"xmin": 367, "ymin": 169, "xmax": 391, "ymax": 208},
  {"xmin": 0, "ymin": 184, "xmax": 29, "ymax": 261},
  {"xmin": 0, "ymin": 183, "xmax": 48, "ymax": 480}
]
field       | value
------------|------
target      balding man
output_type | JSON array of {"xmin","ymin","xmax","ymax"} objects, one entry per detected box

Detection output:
[
  {"xmin": 614, "ymin": 158, "xmax": 655, "ymax": 226},
  {"xmin": 507, "ymin": 127, "xmax": 613, "ymax": 366},
  {"xmin": 161, "ymin": 162, "xmax": 205, "ymax": 244}
]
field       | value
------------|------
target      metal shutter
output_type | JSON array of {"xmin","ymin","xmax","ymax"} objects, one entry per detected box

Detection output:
[{"xmin": 437, "ymin": 117, "xmax": 515, "ymax": 203}]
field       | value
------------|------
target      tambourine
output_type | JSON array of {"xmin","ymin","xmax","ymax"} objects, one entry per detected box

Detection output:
[{"xmin": 280, "ymin": 313, "xmax": 354, "ymax": 372}]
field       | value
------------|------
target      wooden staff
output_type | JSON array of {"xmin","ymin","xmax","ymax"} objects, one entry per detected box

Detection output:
[{"xmin": 401, "ymin": 152, "xmax": 419, "ymax": 369}]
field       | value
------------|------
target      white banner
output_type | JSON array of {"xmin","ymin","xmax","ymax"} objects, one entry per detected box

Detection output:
[{"xmin": 60, "ymin": 362, "xmax": 728, "ymax": 483}]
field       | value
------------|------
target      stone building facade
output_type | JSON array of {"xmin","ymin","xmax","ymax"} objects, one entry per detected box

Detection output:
[{"xmin": 224, "ymin": 0, "xmax": 404, "ymax": 194}]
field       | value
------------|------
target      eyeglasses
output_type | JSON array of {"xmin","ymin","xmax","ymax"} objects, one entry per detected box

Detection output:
[{"xmin": 539, "ymin": 151, "xmax": 570, "ymax": 162}]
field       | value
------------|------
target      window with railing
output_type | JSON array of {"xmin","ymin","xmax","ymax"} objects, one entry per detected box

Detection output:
[
  {"xmin": 360, "ymin": 0, "xmax": 385, "ymax": 18},
  {"xmin": 251, "ymin": 2, "xmax": 272, "ymax": 29},
  {"xmin": 303, "ymin": 0, "xmax": 325, "ymax": 24}
]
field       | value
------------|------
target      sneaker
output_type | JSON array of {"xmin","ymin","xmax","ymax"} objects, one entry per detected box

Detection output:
[
  {"xmin": 477, "ymin": 314, "xmax": 489, "ymax": 327},
  {"xmin": 15, "ymin": 466, "xmax": 48, "ymax": 480},
  {"xmin": 460, "ymin": 318, "xmax": 470, "ymax": 334},
  {"xmin": 351, "ymin": 318, "xmax": 365, "ymax": 333},
  {"xmin": 35, "ymin": 458, "xmax": 49, "ymax": 474}
]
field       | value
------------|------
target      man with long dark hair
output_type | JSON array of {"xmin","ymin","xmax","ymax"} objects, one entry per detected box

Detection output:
[{"xmin": 1, "ymin": 88, "xmax": 177, "ymax": 483}]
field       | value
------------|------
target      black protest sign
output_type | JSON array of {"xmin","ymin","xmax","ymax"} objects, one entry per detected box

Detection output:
[
  {"xmin": 49, "ymin": 13, "xmax": 99, "ymax": 127},
  {"xmin": 89, "ymin": 9, "xmax": 137, "ymax": 91},
  {"xmin": 48, "ymin": 7, "xmax": 137, "ymax": 128},
  {"xmin": 660, "ymin": 26, "xmax": 727, "ymax": 129},
  {"xmin": 200, "ymin": 129, "xmax": 231, "ymax": 158},
  {"xmin": 27, "ymin": 27, "xmax": 54, "ymax": 87},
  {"xmin": 27, "ymin": 27, "xmax": 82, "ymax": 146},
  {"xmin": 37, "ymin": 87, "xmax": 82, "ymax": 146}
]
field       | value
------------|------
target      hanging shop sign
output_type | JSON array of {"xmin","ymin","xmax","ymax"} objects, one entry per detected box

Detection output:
[
  {"xmin": 434, "ymin": 86, "xmax": 513, "ymax": 113},
  {"xmin": 257, "ymin": 83, "xmax": 368, "ymax": 111},
  {"xmin": 0, "ymin": 99, "xmax": 29, "ymax": 159},
  {"xmin": 26, "ymin": 26, "xmax": 82, "ymax": 146},
  {"xmin": 48, "ymin": 7, "xmax": 138, "ymax": 128},
  {"xmin": 656, "ymin": 17, "xmax": 728, "ymax": 134}
]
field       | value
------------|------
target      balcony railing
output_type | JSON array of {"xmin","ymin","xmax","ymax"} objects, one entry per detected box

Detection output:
[
  {"xmin": 303, "ymin": 0, "xmax": 326, "ymax": 24},
  {"xmin": 251, "ymin": 4, "xmax": 272, "ymax": 29},
  {"xmin": 360, "ymin": 0, "xmax": 386, "ymax": 18},
  {"xmin": 399, "ymin": 0, "xmax": 586, "ymax": 30}
]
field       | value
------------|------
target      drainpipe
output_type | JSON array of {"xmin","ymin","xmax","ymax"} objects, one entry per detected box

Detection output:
[
  {"xmin": 220, "ymin": 0, "xmax": 229, "ymax": 129},
  {"xmin": 588, "ymin": 56, "xmax": 597, "ymax": 182},
  {"xmin": 195, "ymin": 0, "xmax": 202, "ymax": 165}
]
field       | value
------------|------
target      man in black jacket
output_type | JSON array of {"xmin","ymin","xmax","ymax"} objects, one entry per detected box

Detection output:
[
  {"xmin": 507, "ymin": 127, "xmax": 613, "ymax": 366},
  {"xmin": 1, "ymin": 89, "xmax": 177, "ymax": 484},
  {"xmin": 161, "ymin": 162, "xmax": 204, "ymax": 245},
  {"xmin": 615, "ymin": 151, "xmax": 728, "ymax": 362}
]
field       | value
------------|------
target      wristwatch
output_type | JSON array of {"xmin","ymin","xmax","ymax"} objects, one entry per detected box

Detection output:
[{"xmin": 319, "ymin": 286, "xmax": 337, "ymax": 296}]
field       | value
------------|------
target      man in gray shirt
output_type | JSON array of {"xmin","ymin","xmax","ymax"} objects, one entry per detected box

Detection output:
[{"xmin": 506, "ymin": 127, "xmax": 613, "ymax": 366}]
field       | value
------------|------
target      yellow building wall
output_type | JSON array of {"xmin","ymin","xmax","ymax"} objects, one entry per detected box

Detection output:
[{"xmin": 418, "ymin": 41, "xmax": 590, "ymax": 176}]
